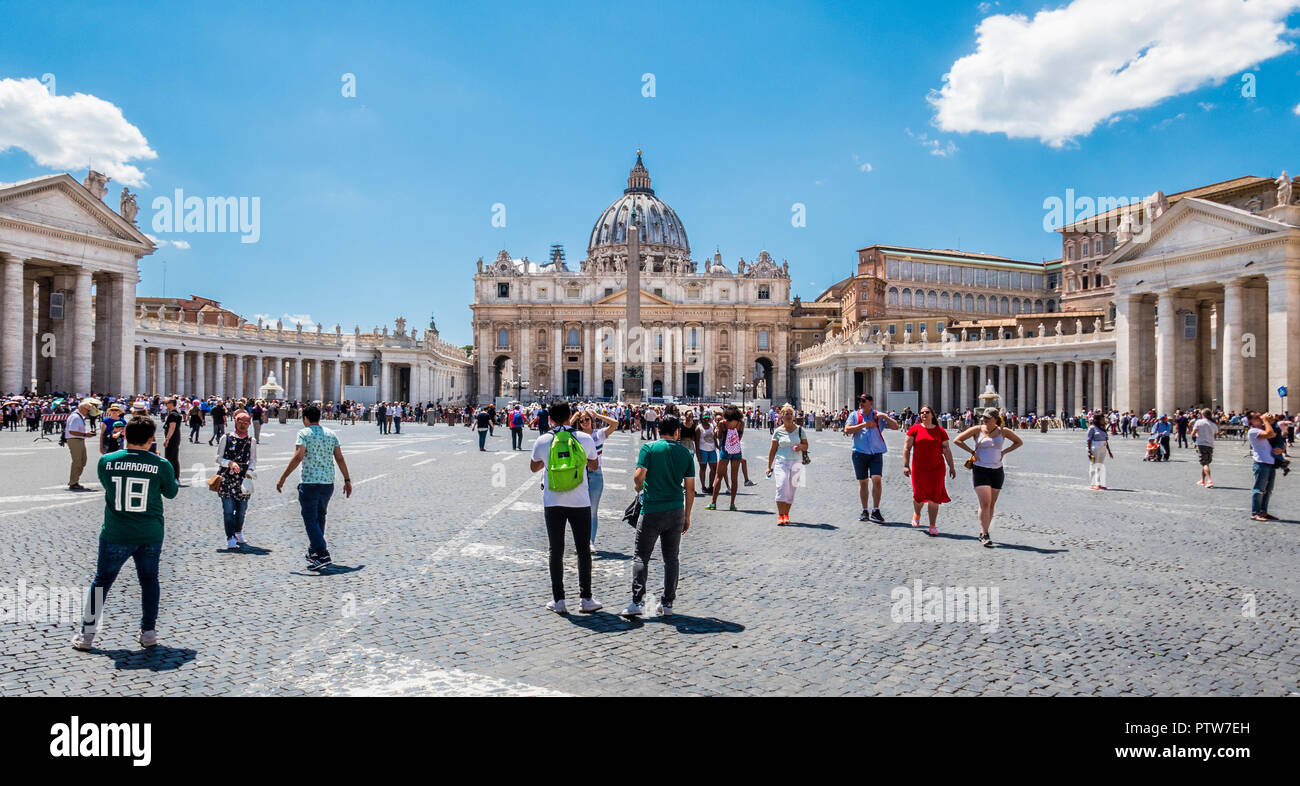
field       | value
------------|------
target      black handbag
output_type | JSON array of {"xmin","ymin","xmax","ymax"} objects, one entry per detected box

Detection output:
[{"xmin": 622, "ymin": 495, "xmax": 642, "ymax": 527}]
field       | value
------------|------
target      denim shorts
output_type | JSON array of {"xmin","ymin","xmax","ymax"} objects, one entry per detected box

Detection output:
[
  {"xmin": 699, "ymin": 450, "xmax": 717, "ymax": 464},
  {"xmin": 852, "ymin": 451, "xmax": 883, "ymax": 480},
  {"xmin": 719, "ymin": 450, "xmax": 742, "ymax": 461}
]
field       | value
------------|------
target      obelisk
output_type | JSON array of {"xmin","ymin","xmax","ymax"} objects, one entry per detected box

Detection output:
[{"xmin": 625, "ymin": 219, "xmax": 643, "ymax": 402}]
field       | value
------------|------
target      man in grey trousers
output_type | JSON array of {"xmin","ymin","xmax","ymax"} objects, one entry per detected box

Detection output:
[{"xmin": 622, "ymin": 415, "xmax": 695, "ymax": 618}]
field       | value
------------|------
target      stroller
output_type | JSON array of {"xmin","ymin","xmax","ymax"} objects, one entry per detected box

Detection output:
[{"xmin": 1142, "ymin": 437, "xmax": 1160, "ymax": 462}]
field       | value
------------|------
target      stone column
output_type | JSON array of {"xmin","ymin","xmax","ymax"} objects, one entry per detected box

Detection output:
[
  {"xmin": 1016, "ymin": 363, "xmax": 1027, "ymax": 415},
  {"xmin": 333, "ymin": 359, "xmax": 344, "ymax": 403},
  {"xmin": 959, "ymin": 365, "xmax": 969, "ymax": 411},
  {"xmin": 1035, "ymin": 363, "xmax": 1045, "ymax": 415},
  {"xmin": 71, "ymin": 268, "xmax": 93, "ymax": 394},
  {"xmin": 1072, "ymin": 360, "xmax": 1084, "ymax": 414},
  {"xmin": 663, "ymin": 324, "xmax": 673, "ymax": 398},
  {"xmin": 613, "ymin": 322, "xmax": 624, "ymax": 399},
  {"xmin": 477, "ymin": 325, "xmax": 490, "ymax": 399},
  {"xmin": 0, "ymin": 255, "xmax": 25, "ymax": 392},
  {"xmin": 175, "ymin": 350, "xmax": 186, "ymax": 397},
  {"xmin": 310, "ymin": 358, "xmax": 322, "ymax": 401},
  {"xmin": 872, "ymin": 361, "xmax": 885, "ymax": 405},
  {"xmin": 1114, "ymin": 293, "xmax": 1145, "ymax": 412},
  {"xmin": 939, "ymin": 366, "xmax": 951, "ymax": 413},
  {"xmin": 1222, "ymin": 279, "xmax": 1245, "ymax": 413},
  {"xmin": 152, "ymin": 348, "xmax": 164, "ymax": 395},
  {"xmin": 996, "ymin": 365, "xmax": 1006, "ymax": 409},
  {"xmin": 233, "ymin": 355, "xmax": 245, "ymax": 398},
  {"xmin": 584, "ymin": 323, "xmax": 595, "ymax": 396},
  {"xmin": 136, "ymin": 345, "xmax": 147, "ymax": 395},
  {"xmin": 22, "ymin": 277, "xmax": 36, "ymax": 392},
  {"xmin": 520, "ymin": 321, "xmax": 531, "ymax": 397},
  {"xmin": 1092, "ymin": 361, "xmax": 1102, "ymax": 413},
  {"xmin": 1155, "ymin": 290, "xmax": 1177, "ymax": 415},
  {"xmin": 1268, "ymin": 271, "xmax": 1300, "ymax": 412},
  {"xmin": 379, "ymin": 360, "xmax": 389, "ymax": 401},
  {"xmin": 211, "ymin": 353, "xmax": 224, "ymax": 398},
  {"xmin": 920, "ymin": 364, "xmax": 931, "ymax": 408},
  {"xmin": 1055, "ymin": 362, "xmax": 1065, "ymax": 415},
  {"xmin": 113, "ymin": 273, "xmax": 136, "ymax": 395},
  {"xmin": 552, "ymin": 325, "xmax": 562, "ymax": 397}
]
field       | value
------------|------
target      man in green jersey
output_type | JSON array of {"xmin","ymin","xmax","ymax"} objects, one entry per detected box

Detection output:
[
  {"xmin": 622, "ymin": 414, "xmax": 695, "ymax": 618},
  {"xmin": 73, "ymin": 415, "xmax": 179, "ymax": 651}
]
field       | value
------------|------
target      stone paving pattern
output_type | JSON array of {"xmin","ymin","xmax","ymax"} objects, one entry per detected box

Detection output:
[{"xmin": 0, "ymin": 417, "xmax": 1296, "ymax": 696}]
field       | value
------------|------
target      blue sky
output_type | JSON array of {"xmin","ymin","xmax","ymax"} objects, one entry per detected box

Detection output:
[{"xmin": 2, "ymin": 0, "xmax": 1299, "ymax": 345}]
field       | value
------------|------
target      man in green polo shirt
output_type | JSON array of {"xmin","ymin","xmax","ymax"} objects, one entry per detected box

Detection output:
[
  {"xmin": 73, "ymin": 415, "xmax": 179, "ymax": 651},
  {"xmin": 622, "ymin": 414, "xmax": 695, "ymax": 618}
]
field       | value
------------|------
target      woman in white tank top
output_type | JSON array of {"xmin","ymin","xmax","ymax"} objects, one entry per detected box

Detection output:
[{"xmin": 954, "ymin": 408, "xmax": 1023, "ymax": 548}]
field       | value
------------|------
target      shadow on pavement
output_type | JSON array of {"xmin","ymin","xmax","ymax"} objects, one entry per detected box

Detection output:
[
  {"xmin": 102, "ymin": 645, "xmax": 198, "ymax": 672},
  {"xmin": 216, "ymin": 545, "xmax": 273, "ymax": 556},
  {"xmin": 786, "ymin": 522, "xmax": 838, "ymax": 530},
  {"xmin": 289, "ymin": 563, "xmax": 365, "ymax": 577},
  {"xmin": 646, "ymin": 614, "xmax": 745, "ymax": 634}
]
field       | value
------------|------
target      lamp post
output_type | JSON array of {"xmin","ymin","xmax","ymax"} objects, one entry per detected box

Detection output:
[{"xmin": 735, "ymin": 375, "xmax": 751, "ymax": 411}]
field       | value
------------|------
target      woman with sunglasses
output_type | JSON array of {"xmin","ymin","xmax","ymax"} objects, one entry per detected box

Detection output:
[
  {"xmin": 575, "ymin": 407, "xmax": 618, "ymax": 551},
  {"xmin": 902, "ymin": 405, "xmax": 956, "ymax": 536},
  {"xmin": 954, "ymin": 408, "xmax": 1022, "ymax": 547}
]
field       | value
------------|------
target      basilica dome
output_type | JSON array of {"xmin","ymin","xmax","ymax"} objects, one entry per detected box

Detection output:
[{"xmin": 587, "ymin": 151, "xmax": 690, "ymax": 257}]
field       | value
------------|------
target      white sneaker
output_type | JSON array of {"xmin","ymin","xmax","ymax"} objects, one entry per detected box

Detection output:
[
  {"xmin": 234, "ymin": 532, "xmax": 246, "ymax": 545},
  {"xmin": 226, "ymin": 536, "xmax": 238, "ymax": 549},
  {"xmin": 579, "ymin": 597, "xmax": 603, "ymax": 613},
  {"xmin": 620, "ymin": 602, "xmax": 644, "ymax": 617},
  {"xmin": 657, "ymin": 603, "xmax": 673, "ymax": 617},
  {"xmin": 546, "ymin": 599, "xmax": 567, "ymax": 614},
  {"xmin": 71, "ymin": 630, "xmax": 95, "ymax": 651},
  {"xmin": 138, "ymin": 630, "xmax": 158, "ymax": 648}
]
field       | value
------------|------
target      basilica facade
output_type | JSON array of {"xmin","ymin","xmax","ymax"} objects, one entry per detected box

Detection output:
[{"xmin": 470, "ymin": 153, "xmax": 793, "ymax": 403}]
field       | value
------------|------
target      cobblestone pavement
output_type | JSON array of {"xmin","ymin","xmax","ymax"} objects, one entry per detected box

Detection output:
[{"xmin": 1, "ymin": 419, "xmax": 1296, "ymax": 696}]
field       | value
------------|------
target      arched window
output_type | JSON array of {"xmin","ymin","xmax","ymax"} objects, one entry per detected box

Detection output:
[
  {"xmin": 1035, "ymin": 299, "xmax": 1044, "ymax": 312},
  {"xmin": 1012, "ymin": 298, "xmax": 1020, "ymax": 313},
  {"xmin": 927, "ymin": 290, "xmax": 938, "ymax": 309},
  {"xmin": 720, "ymin": 329, "xmax": 729, "ymax": 349},
  {"xmin": 759, "ymin": 330, "xmax": 770, "ymax": 350},
  {"xmin": 1000, "ymin": 296, "xmax": 1009, "ymax": 314},
  {"xmin": 1067, "ymin": 243, "xmax": 1076, "ymax": 261},
  {"xmin": 964, "ymin": 294, "xmax": 974, "ymax": 310},
  {"xmin": 497, "ymin": 328, "xmax": 509, "ymax": 347},
  {"xmin": 888, "ymin": 287, "xmax": 899, "ymax": 305},
  {"xmin": 976, "ymin": 295, "xmax": 987, "ymax": 312},
  {"xmin": 902, "ymin": 289, "xmax": 913, "ymax": 307},
  {"xmin": 940, "ymin": 292, "xmax": 950, "ymax": 309},
  {"xmin": 1047, "ymin": 300, "xmax": 1057, "ymax": 313},
  {"xmin": 689, "ymin": 327, "xmax": 698, "ymax": 348},
  {"xmin": 567, "ymin": 327, "xmax": 579, "ymax": 346}
]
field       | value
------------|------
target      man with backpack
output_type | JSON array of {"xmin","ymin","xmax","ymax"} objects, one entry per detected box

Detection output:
[
  {"xmin": 529, "ymin": 400, "xmax": 601, "ymax": 614},
  {"xmin": 509, "ymin": 403, "xmax": 525, "ymax": 450}
]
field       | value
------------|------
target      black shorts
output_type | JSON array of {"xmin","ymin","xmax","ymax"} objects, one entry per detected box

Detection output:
[
  {"xmin": 972, "ymin": 465, "xmax": 1005, "ymax": 489},
  {"xmin": 1197, "ymin": 445, "xmax": 1213, "ymax": 466}
]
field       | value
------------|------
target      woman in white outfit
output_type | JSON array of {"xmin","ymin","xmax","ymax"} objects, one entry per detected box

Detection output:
[
  {"xmin": 766, "ymin": 405, "xmax": 809, "ymax": 525},
  {"xmin": 1086, "ymin": 412, "xmax": 1113, "ymax": 490},
  {"xmin": 954, "ymin": 408, "xmax": 1022, "ymax": 548}
]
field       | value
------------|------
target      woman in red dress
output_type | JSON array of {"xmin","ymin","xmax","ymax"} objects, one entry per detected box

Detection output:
[{"xmin": 902, "ymin": 405, "xmax": 957, "ymax": 536}]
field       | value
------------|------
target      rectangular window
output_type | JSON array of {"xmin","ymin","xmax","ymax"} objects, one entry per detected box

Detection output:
[
  {"xmin": 888, "ymin": 324, "xmax": 897, "ymax": 335},
  {"xmin": 999, "ymin": 271, "xmax": 1010, "ymax": 288},
  {"xmin": 686, "ymin": 289, "xmax": 700, "ymax": 301},
  {"xmin": 497, "ymin": 283, "xmax": 510, "ymax": 298},
  {"xmin": 904, "ymin": 323, "xmax": 913, "ymax": 333},
  {"xmin": 975, "ymin": 269, "xmax": 986, "ymax": 287},
  {"xmin": 1010, "ymin": 272, "xmax": 1020, "ymax": 289},
  {"xmin": 566, "ymin": 286, "xmax": 580, "ymax": 299},
  {"xmin": 758, "ymin": 285, "xmax": 771, "ymax": 300},
  {"xmin": 939, "ymin": 265, "xmax": 950, "ymax": 284},
  {"xmin": 926, "ymin": 263, "xmax": 937, "ymax": 282},
  {"xmin": 654, "ymin": 288, "xmax": 664, "ymax": 298},
  {"xmin": 1183, "ymin": 312, "xmax": 1197, "ymax": 339},
  {"xmin": 538, "ymin": 287, "xmax": 547, "ymax": 299},
  {"xmin": 936, "ymin": 321, "xmax": 945, "ymax": 332},
  {"xmin": 963, "ymin": 267, "xmax": 974, "ymax": 286},
  {"xmin": 887, "ymin": 258, "xmax": 899, "ymax": 278},
  {"xmin": 720, "ymin": 289, "xmax": 730, "ymax": 301},
  {"xmin": 604, "ymin": 287, "xmax": 613, "ymax": 297},
  {"xmin": 919, "ymin": 323, "xmax": 926, "ymax": 333}
]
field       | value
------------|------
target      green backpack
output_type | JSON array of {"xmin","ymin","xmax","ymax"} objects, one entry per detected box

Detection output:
[{"xmin": 546, "ymin": 427, "xmax": 587, "ymax": 492}]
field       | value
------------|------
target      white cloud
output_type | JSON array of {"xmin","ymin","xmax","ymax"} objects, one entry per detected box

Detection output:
[
  {"xmin": 1294, "ymin": 102, "xmax": 1300, "ymax": 115},
  {"xmin": 0, "ymin": 77, "xmax": 156, "ymax": 185},
  {"xmin": 1198, "ymin": 102, "xmax": 1216, "ymax": 112},
  {"xmin": 929, "ymin": 0, "xmax": 1300, "ymax": 147},
  {"xmin": 144, "ymin": 234, "xmax": 191, "ymax": 250},
  {"xmin": 253, "ymin": 313, "xmax": 316, "ymax": 329},
  {"xmin": 1152, "ymin": 112, "xmax": 1187, "ymax": 130},
  {"xmin": 905, "ymin": 128, "xmax": 958, "ymax": 157},
  {"xmin": 852, "ymin": 153, "xmax": 874, "ymax": 172}
]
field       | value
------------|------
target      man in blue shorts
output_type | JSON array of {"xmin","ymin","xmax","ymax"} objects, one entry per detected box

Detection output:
[{"xmin": 844, "ymin": 394, "xmax": 898, "ymax": 523}]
